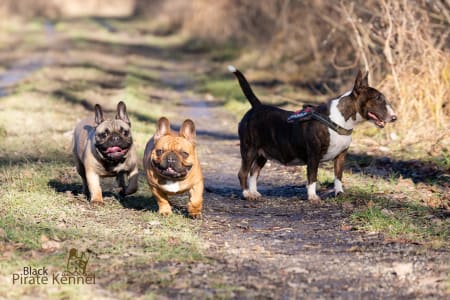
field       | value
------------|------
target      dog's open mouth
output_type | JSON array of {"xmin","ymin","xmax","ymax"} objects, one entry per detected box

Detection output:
[
  {"xmin": 368, "ymin": 112, "xmax": 385, "ymax": 128},
  {"xmin": 153, "ymin": 162, "xmax": 191, "ymax": 179},
  {"xmin": 104, "ymin": 146, "xmax": 128, "ymax": 158}
]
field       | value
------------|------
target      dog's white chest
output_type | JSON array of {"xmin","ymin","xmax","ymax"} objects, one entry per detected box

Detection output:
[
  {"xmin": 321, "ymin": 94, "xmax": 359, "ymax": 162},
  {"xmin": 321, "ymin": 130, "xmax": 352, "ymax": 161},
  {"xmin": 161, "ymin": 181, "xmax": 181, "ymax": 193}
]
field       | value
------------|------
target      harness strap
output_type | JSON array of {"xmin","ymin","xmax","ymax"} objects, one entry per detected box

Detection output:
[
  {"xmin": 287, "ymin": 107, "xmax": 353, "ymax": 136},
  {"xmin": 310, "ymin": 112, "xmax": 353, "ymax": 136}
]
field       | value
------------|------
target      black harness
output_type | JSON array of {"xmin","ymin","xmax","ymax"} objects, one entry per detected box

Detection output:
[{"xmin": 287, "ymin": 106, "xmax": 353, "ymax": 136}]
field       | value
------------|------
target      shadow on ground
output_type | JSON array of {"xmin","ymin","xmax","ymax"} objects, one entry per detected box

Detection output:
[
  {"xmin": 47, "ymin": 179, "xmax": 158, "ymax": 212},
  {"xmin": 347, "ymin": 153, "xmax": 449, "ymax": 187},
  {"xmin": 0, "ymin": 153, "xmax": 71, "ymax": 168}
]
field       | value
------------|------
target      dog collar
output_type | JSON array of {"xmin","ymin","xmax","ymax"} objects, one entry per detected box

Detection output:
[
  {"xmin": 310, "ymin": 112, "xmax": 353, "ymax": 135},
  {"xmin": 287, "ymin": 107, "xmax": 353, "ymax": 136}
]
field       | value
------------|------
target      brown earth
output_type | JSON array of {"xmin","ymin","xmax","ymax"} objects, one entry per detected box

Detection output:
[
  {"xmin": 1, "ymin": 19, "xmax": 448, "ymax": 299},
  {"xmin": 149, "ymin": 70, "xmax": 449, "ymax": 299}
]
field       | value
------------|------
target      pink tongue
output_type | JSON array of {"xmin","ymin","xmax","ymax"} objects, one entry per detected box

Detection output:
[
  {"xmin": 368, "ymin": 112, "xmax": 379, "ymax": 121},
  {"xmin": 106, "ymin": 146, "xmax": 123, "ymax": 153}
]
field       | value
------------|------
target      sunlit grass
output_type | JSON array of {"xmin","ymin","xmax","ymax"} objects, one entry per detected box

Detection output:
[{"xmin": 0, "ymin": 21, "xmax": 205, "ymax": 299}]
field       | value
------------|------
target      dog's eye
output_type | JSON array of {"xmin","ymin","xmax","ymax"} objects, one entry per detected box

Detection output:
[
  {"xmin": 104, "ymin": 128, "xmax": 110, "ymax": 135},
  {"xmin": 181, "ymin": 151, "xmax": 189, "ymax": 159},
  {"xmin": 98, "ymin": 132, "xmax": 107, "ymax": 139},
  {"xmin": 156, "ymin": 149, "xmax": 163, "ymax": 156},
  {"xmin": 123, "ymin": 130, "xmax": 129, "ymax": 137}
]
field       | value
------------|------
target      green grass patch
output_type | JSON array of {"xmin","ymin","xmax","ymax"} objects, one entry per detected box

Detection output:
[
  {"xmin": 0, "ymin": 214, "xmax": 77, "ymax": 250},
  {"xmin": 199, "ymin": 78, "xmax": 247, "ymax": 102},
  {"xmin": 223, "ymin": 98, "xmax": 251, "ymax": 115},
  {"xmin": 431, "ymin": 149, "xmax": 450, "ymax": 169},
  {"xmin": 342, "ymin": 180, "xmax": 450, "ymax": 247},
  {"xmin": 181, "ymin": 38, "xmax": 240, "ymax": 60},
  {"xmin": 0, "ymin": 25, "xmax": 205, "ymax": 297},
  {"xmin": 351, "ymin": 204, "xmax": 449, "ymax": 247}
]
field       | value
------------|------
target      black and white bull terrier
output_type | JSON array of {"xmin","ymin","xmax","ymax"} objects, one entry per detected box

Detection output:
[{"xmin": 228, "ymin": 65, "xmax": 397, "ymax": 205}]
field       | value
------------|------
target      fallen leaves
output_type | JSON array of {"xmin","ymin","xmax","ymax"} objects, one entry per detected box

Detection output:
[{"xmin": 341, "ymin": 224, "xmax": 355, "ymax": 231}]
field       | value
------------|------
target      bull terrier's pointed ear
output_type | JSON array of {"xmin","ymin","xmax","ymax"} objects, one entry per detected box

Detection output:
[
  {"xmin": 154, "ymin": 117, "xmax": 171, "ymax": 141},
  {"xmin": 179, "ymin": 119, "xmax": 196, "ymax": 144},
  {"xmin": 116, "ymin": 101, "xmax": 131, "ymax": 126},
  {"xmin": 354, "ymin": 70, "xmax": 369, "ymax": 92},
  {"xmin": 362, "ymin": 71, "xmax": 369, "ymax": 86},
  {"xmin": 94, "ymin": 104, "xmax": 104, "ymax": 125}
]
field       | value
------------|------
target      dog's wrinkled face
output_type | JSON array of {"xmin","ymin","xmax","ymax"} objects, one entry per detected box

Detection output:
[
  {"xmin": 94, "ymin": 102, "xmax": 133, "ymax": 160},
  {"xmin": 151, "ymin": 117, "xmax": 196, "ymax": 180},
  {"xmin": 353, "ymin": 71, "xmax": 397, "ymax": 128}
]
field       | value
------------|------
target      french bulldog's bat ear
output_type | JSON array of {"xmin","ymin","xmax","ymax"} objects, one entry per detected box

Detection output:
[
  {"xmin": 354, "ymin": 69, "xmax": 369, "ymax": 92},
  {"xmin": 116, "ymin": 101, "xmax": 130, "ymax": 125},
  {"xmin": 154, "ymin": 117, "xmax": 171, "ymax": 141},
  {"xmin": 94, "ymin": 104, "xmax": 104, "ymax": 125},
  {"xmin": 180, "ymin": 119, "xmax": 196, "ymax": 144}
]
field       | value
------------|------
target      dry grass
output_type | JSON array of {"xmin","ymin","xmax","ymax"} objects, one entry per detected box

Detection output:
[
  {"xmin": 139, "ymin": 0, "xmax": 449, "ymax": 157},
  {"xmin": 0, "ymin": 17, "xmax": 448, "ymax": 298},
  {"xmin": 2, "ymin": 0, "xmax": 448, "ymax": 149},
  {"xmin": 342, "ymin": 0, "xmax": 450, "ymax": 153},
  {"xmin": 0, "ymin": 20, "xmax": 205, "ymax": 298},
  {"xmin": 0, "ymin": 0, "xmax": 135, "ymax": 18}
]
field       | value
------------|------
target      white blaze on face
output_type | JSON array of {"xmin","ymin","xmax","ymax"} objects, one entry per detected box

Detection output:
[{"xmin": 386, "ymin": 103, "xmax": 396, "ymax": 121}]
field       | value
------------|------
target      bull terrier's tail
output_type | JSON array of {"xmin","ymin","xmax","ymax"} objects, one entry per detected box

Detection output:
[{"xmin": 228, "ymin": 65, "xmax": 261, "ymax": 107}]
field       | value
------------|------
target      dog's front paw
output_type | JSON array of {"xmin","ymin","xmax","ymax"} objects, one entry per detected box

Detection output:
[
  {"xmin": 308, "ymin": 195, "xmax": 322, "ymax": 206},
  {"xmin": 188, "ymin": 211, "xmax": 202, "ymax": 219},
  {"xmin": 334, "ymin": 190, "xmax": 344, "ymax": 197},
  {"xmin": 188, "ymin": 203, "xmax": 202, "ymax": 219},
  {"xmin": 243, "ymin": 190, "xmax": 262, "ymax": 200},
  {"xmin": 158, "ymin": 205, "xmax": 173, "ymax": 216},
  {"xmin": 91, "ymin": 200, "xmax": 105, "ymax": 206}
]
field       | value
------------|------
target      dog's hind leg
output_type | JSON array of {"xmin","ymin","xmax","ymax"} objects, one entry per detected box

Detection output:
[
  {"xmin": 306, "ymin": 157, "xmax": 322, "ymax": 205},
  {"xmin": 124, "ymin": 167, "xmax": 139, "ymax": 196},
  {"xmin": 117, "ymin": 172, "xmax": 127, "ymax": 193},
  {"xmin": 118, "ymin": 166, "xmax": 138, "ymax": 196},
  {"xmin": 247, "ymin": 155, "xmax": 267, "ymax": 200},
  {"xmin": 74, "ymin": 159, "xmax": 89, "ymax": 198},
  {"xmin": 238, "ymin": 148, "xmax": 259, "ymax": 200},
  {"xmin": 333, "ymin": 149, "xmax": 347, "ymax": 196}
]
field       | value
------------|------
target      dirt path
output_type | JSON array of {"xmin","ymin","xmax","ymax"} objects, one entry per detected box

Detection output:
[
  {"xmin": 0, "ymin": 19, "xmax": 447, "ymax": 299},
  {"xmin": 160, "ymin": 69, "xmax": 449, "ymax": 299}
]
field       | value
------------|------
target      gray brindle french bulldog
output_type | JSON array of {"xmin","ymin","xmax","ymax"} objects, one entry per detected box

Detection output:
[{"xmin": 72, "ymin": 101, "xmax": 138, "ymax": 204}]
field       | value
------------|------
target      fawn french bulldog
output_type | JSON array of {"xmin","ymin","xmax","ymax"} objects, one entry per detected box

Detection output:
[{"xmin": 143, "ymin": 117, "xmax": 204, "ymax": 218}]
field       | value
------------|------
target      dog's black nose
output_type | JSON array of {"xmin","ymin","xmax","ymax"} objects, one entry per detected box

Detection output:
[{"xmin": 166, "ymin": 152, "xmax": 178, "ymax": 164}]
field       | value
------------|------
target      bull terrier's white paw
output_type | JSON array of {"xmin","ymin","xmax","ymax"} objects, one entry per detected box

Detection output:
[
  {"xmin": 334, "ymin": 179, "xmax": 344, "ymax": 196},
  {"xmin": 243, "ymin": 190, "xmax": 261, "ymax": 200},
  {"xmin": 308, "ymin": 194, "xmax": 322, "ymax": 206},
  {"xmin": 334, "ymin": 190, "xmax": 344, "ymax": 197}
]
